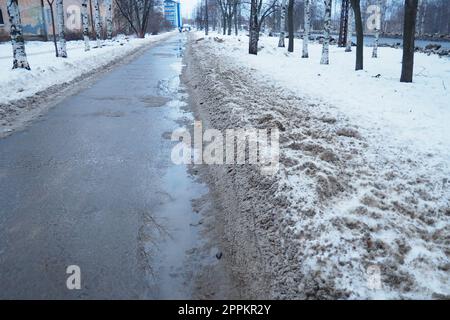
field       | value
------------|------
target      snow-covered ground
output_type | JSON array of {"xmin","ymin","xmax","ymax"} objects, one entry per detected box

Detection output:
[
  {"xmin": 189, "ymin": 32, "xmax": 450, "ymax": 299},
  {"xmin": 0, "ymin": 32, "xmax": 176, "ymax": 106},
  {"xmin": 200, "ymin": 32, "xmax": 450, "ymax": 160}
]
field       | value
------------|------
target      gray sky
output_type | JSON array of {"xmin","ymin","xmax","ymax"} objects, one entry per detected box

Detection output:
[{"xmin": 180, "ymin": 0, "xmax": 198, "ymax": 19}]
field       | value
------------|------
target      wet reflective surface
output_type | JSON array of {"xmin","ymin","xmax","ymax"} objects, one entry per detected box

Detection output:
[{"xmin": 0, "ymin": 34, "xmax": 211, "ymax": 299}]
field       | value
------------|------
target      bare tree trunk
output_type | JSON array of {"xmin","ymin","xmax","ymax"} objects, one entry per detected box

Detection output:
[
  {"xmin": 227, "ymin": 8, "xmax": 232, "ymax": 35},
  {"xmin": 249, "ymin": 0, "xmax": 259, "ymax": 55},
  {"xmin": 56, "ymin": 0, "xmax": 67, "ymax": 57},
  {"xmin": 81, "ymin": 0, "xmax": 90, "ymax": 51},
  {"xmin": 223, "ymin": 13, "xmax": 226, "ymax": 35},
  {"xmin": 372, "ymin": 29, "xmax": 379, "ymax": 58},
  {"xmin": 345, "ymin": 4, "xmax": 353, "ymax": 52},
  {"xmin": 216, "ymin": 9, "xmax": 220, "ymax": 32},
  {"xmin": 320, "ymin": 0, "xmax": 331, "ymax": 64},
  {"xmin": 372, "ymin": 0, "xmax": 381, "ymax": 58},
  {"xmin": 106, "ymin": 0, "xmax": 113, "ymax": 39},
  {"xmin": 278, "ymin": 0, "xmax": 286, "ymax": 47},
  {"xmin": 238, "ymin": 4, "xmax": 242, "ymax": 31},
  {"xmin": 93, "ymin": 0, "xmax": 102, "ymax": 47},
  {"xmin": 40, "ymin": 0, "xmax": 49, "ymax": 40},
  {"xmin": 287, "ymin": 0, "xmax": 294, "ymax": 52},
  {"xmin": 6, "ymin": 0, "xmax": 30, "ymax": 70},
  {"xmin": 302, "ymin": 0, "xmax": 310, "ymax": 58},
  {"xmin": 233, "ymin": 3, "xmax": 238, "ymax": 35},
  {"xmin": 401, "ymin": 0, "xmax": 419, "ymax": 83},
  {"xmin": 205, "ymin": 0, "xmax": 209, "ymax": 35},
  {"xmin": 351, "ymin": 0, "xmax": 364, "ymax": 70},
  {"xmin": 447, "ymin": 2, "xmax": 450, "ymax": 35},
  {"xmin": 381, "ymin": 0, "xmax": 388, "ymax": 33},
  {"xmin": 89, "ymin": 0, "xmax": 95, "ymax": 36},
  {"xmin": 46, "ymin": 0, "xmax": 59, "ymax": 57},
  {"xmin": 419, "ymin": 0, "xmax": 427, "ymax": 36}
]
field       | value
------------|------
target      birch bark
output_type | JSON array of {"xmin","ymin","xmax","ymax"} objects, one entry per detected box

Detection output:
[
  {"xmin": 106, "ymin": 0, "xmax": 113, "ymax": 40},
  {"xmin": 56, "ymin": 0, "xmax": 67, "ymax": 57},
  {"xmin": 93, "ymin": 0, "xmax": 102, "ymax": 47},
  {"xmin": 372, "ymin": 0, "xmax": 381, "ymax": 58},
  {"xmin": 278, "ymin": 0, "xmax": 286, "ymax": 47},
  {"xmin": 81, "ymin": 0, "xmax": 90, "ymax": 51},
  {"xmin": 302, "ymin": 0, "xmax": 310, "ymax": 58},
  {"xmin": 346, "ymin": 4, "xmax": 353, "ymax": 52},
  {"xmin": 7, "ymin": 0, "xmax": 31, "ymax": 69},
  {"xmin": 320, "ymin": 0, "xmax": 332, "ymax": 64}
]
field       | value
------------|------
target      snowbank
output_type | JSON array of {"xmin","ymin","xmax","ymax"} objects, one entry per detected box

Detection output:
[
  {"xmin": 198, "ymin": 32, "xmax": 450, "ymax": 161},
  {"xmin": 189, "ymin": 32, "xmax": 450, "ymax": 299},
  {"xmin": 0, "ymin": 32, "xmax": 177, "ymax": 106}
]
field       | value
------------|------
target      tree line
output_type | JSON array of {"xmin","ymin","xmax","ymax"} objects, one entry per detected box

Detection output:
[
  {"xmin": 195, "ymin": 0, "xmax": 425, "ymax": 82},
  {"xmin": 5, "ymin": 0, "xmax": 169, "ymax": 71},
  {"xmin": 195, "ymin": 0, "xmax": 450, "ymax": 37}
]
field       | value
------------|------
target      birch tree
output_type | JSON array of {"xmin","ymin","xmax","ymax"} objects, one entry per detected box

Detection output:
[
  {"xmin": 106, "ymin": 0, "xmax": 113, "ymax": 39},
  {"xmin": 248, "ymin": 0, "xmax": 277, "ymax": 55},
  {"xmin": 302, "ymin": 0, "xmax": 310, "ymax": 58},
  {"xmin": 418, "ymin": 0, "xmax": 427, "ymax": 36},
  {"xmin": 278, "ymin": 0, "xmax": 286, "ymax": 47},
  {"xmin": 371, "ymin": 0, "xmax": 382, "ymax": 58},
  {"xmin": 6, "ymin": 0, "xmax": 30, "ymax": 70},
  {"xmin": 320, "ymin": 0, "xmax": 332, "ymax": 64},
  {"xmin": 345, "ymin": 3, "xmax": 353, "ymax": 52},
  {"xmin": 81, "ymin": 0, "xmax": 90, "ymax": 51},
  {"xmin": 401, "ymin": 0, "xmax": 419, "ymax": 83},
  {"xmin": 46, "ymin": 0, "xmax": 59, "ymax": 57},
  {"xmin": 93, "ymin": 0, "xmax": 102, "ymax": 47},
  {"xmin": 56, "ymin": 0, "xmax": 67, "ymax": 57}
]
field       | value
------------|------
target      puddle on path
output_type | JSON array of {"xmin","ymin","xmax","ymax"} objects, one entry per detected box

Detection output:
[{"xmin": 140, "ymin": 36, "xmax": 228, "ymax": 299}]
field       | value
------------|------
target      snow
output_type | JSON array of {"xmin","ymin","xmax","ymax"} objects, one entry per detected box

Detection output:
[
  {"xmin": 0, "ymin": 32, "xmax": 177, "ymax": 106},
  {"xmin": 201, "ymin": 33, "xmax": 450, "ymax": 161},
  {"xmin": 191, "ymin": 32, "xmax": 450, "ymax": 299}
]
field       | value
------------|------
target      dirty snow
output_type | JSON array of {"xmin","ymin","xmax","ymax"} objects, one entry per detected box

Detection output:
[
  {"xmin": 200, "ymin": 32, "xmax": 450, "ymax": 160},
  {"xmin": 188, "ymin": 32, "xmax": 450, "ymax": 299}
]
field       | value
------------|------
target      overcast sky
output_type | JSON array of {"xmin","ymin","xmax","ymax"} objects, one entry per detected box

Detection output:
[{"xmin": 179, "ymin": 0, "xmax": 198, "ymax": 19}]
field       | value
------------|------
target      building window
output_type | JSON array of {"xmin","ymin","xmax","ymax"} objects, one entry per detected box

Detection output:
[{"xmin": 0, "ymin": 9, "xmax": 5, "ymax": 26}]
